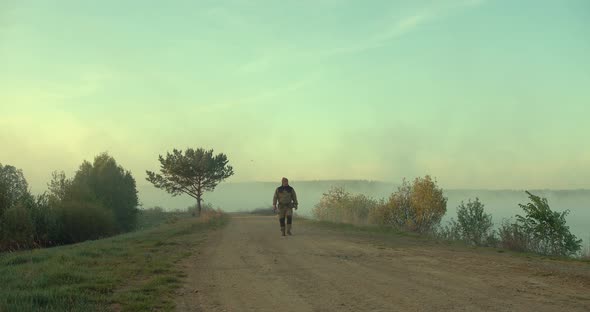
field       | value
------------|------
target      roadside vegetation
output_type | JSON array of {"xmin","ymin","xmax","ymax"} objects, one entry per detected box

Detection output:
[
  {"xmin": 1, "ymin": 147, "xmax": 233, "ymax": 252},
  {"xmin": 0, "ymin": 209, "xmax": 227, "ymax": 311},
  {"xmin": 0, "ymin": 155, "xmax": 226, "ymax": 310},
  {"xmin": 313, "ymin": 176, "xmax": 584, "ymax": 258},
  {"xmin": 1, "ymin": 154, "xmax": 139, "ymax": 252}
]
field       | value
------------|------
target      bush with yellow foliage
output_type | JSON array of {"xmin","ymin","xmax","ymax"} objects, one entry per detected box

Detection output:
[
  {"xmin": 315, "ymin": 176, "xmax": 447, "ymax": 233},
  {"xmin": 368, "ymin": 175, "xmax": 447, "ymax": 233}
]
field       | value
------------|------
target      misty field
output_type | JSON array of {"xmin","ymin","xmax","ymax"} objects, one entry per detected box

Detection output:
[{"xmin": 180, "ymin": 181, "xmax": 590, "ymax": 251}]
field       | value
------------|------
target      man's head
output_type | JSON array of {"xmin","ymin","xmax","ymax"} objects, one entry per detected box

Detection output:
[{"xmin": 281, "ymin": 177, "xmax": 289, "ymax": 186}]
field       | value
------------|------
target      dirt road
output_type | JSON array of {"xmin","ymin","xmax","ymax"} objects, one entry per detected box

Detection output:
[{"xmin": 176, "ymin": 215, "xmax": 590, "ymax": 312}]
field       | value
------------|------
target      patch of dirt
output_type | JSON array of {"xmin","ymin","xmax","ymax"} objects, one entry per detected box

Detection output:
[{"xmin": 176, "ymin": 215, "xmax": 590, "ymax": 312}]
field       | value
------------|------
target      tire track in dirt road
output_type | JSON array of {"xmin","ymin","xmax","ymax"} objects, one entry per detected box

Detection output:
[{"xmin": 176, "ymin": 215, "xmax": 590, "ymax": 312}]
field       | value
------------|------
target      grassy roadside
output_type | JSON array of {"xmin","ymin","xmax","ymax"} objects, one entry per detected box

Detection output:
[
  {"xmin": 298, "ymin": 217, "xmax": 422, "ymax": 238},
  {"xmin": 0, "ymin": 211, "xmax": 228, "ymax": 312},
  {"xmin": 299, "ymin": 217, "xmax": 590, "ymax": 264}
]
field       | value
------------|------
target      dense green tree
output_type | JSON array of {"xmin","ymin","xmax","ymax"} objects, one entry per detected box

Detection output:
[
  {"xmin": 47, "ymin": 170, "xmax": 71, "ymax": 205},
  {"xmin": 0, "ymin": 203, "xmax": 34, "ymax": 250},
  {"xmin": 55, "ymin": 199, "xmax": 117, "ymax": 243},
  {"xmin": 69, "ymin": 153, "xmax": 139, "ymax": 232},
  {"xmin": 0, "ymin": 163, "xmax": 29, "ymax": 217},
  {"xmin": 456, "ymin": 198, "xmax": 495, "ymax": 246},
  {"xmin": 516, "ymin": 191, "xmax": 582, "ymax": 256}
]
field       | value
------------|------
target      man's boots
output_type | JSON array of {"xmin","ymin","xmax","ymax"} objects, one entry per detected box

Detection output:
[
  {"xmin": 281, "ymin": 226, "xmax": 286, "ymax": 236},
  {"xmin": 286, "ymin": 224, "xmax": 292, "ymax": 235}
]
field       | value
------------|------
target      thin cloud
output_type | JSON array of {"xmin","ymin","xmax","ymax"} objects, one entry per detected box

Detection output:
[
  {"xmin": 196, "ymin": 73, "xmax": 322, "ymax": 113},
  {"xmin": 320, "ymin": 0, "xmax": 485, "ymax": 56},
  {"xmin": 0, "ymin": 66, "xmax": 119, "ymax": 107},
  {"xmin": 320, "ymin": 12, "xmax": 432, "ymax": 56}
]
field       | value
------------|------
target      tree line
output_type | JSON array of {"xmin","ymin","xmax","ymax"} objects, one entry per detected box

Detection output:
[{"xmin": 0, "ymin": 148, "xmax": 234, "ymax": 252}]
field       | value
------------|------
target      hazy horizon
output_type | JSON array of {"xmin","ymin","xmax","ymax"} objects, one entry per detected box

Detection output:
[
  {"xmin": 2, "ymin": 0, "xmax": 589, "ymax": 191},
  {"xmin": 131, "ymin": 180, "xmax": 590, "ymax": 241}
]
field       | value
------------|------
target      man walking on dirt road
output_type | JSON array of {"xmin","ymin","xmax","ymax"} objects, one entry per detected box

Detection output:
[{"xmin": 273, "ymin": 177, "xmax": 298, "ymax": 237}]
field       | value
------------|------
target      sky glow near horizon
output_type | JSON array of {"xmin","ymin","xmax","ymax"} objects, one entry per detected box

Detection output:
[{"xmin": 1, "ymin": 0, "xmax": 589, "ymax": 193}]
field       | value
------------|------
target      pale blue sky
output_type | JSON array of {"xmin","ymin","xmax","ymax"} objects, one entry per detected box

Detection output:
[{"xmin": 1, "ymin": 0, "xmax": 589, "ymax": 193}]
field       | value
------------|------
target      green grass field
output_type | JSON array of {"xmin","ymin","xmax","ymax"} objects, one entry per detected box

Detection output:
[{"xmin": 0, "ymin": 211, "xmax": 228, "ymax": 312}]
